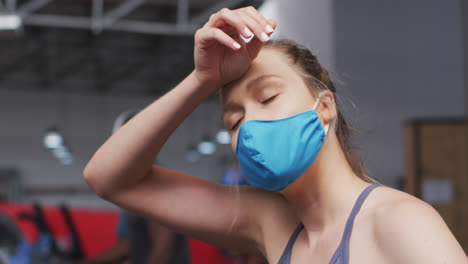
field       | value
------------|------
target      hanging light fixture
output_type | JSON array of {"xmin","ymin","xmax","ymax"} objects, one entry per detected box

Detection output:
[
  {"xmin": 215, "ymin": 129, "xmax": 231, "ymax": 145},
  {"xmin": 52, "ymin": 145, "xmax": 74, "ymax": 165},
  {"xmin": 43, "ymin": 129, "xmax": 64, "ymax": 149},
  {"xmin": 197, "ymin": 134, "xmax": 216, "ymax": 155},
  {"xmin": 43, "ymin": 127, "xmax": 74, "ymax": 165},
  {"xmin": 0, "ymin": 14, "xmax": 21, "ymax": 30}
]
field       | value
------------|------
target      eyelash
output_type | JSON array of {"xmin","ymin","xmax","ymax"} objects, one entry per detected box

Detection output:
[
  {"xmin": 230, "ymin": 95, "xmax": 279, "ymax": 131},
  {"xmin": 231, "ymin": 118, "xmax": 242, "ymax": 131},
  {"xmin": 262, "ymin": 94, "xmax": 278, "ymax": 104}
]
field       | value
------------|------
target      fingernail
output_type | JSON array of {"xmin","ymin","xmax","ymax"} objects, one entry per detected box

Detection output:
[
  {"xmin": 261, "ymin": 32, "xmax": 270, "ymax": 42},
  {"xmin": 233, "ymin": 42, "xmax": 241, "ymax": 49},
  {"xmin": 244, "ymin": 27, "xmax": 253, "ymax": 37},
  {"xmin": 265, "ymin": 24, "xmax": 274, "ymax": 33}
]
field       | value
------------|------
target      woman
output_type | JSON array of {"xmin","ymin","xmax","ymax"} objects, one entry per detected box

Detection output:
[{"xmin": 83, "ymin": 6, "xmax": 467, "ymax": 263}]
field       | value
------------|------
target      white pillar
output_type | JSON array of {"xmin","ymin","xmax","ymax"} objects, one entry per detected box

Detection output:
[{"xmin": 259, "ymin": 0, "xmax": 335, "ymax": 72}]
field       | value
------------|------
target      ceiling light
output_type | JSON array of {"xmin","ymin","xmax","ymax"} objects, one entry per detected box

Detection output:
[
  {"xmin": 197, "ymin": 134, "xmax": 216, "ymax": 155},
  {"xmin": 52, "ymin": 145, "xmax": 74, "ymax": 164},
  {"xmin": 44, "ymin": 127, "xmax": 74, "ymax": 165},
  {"xmin": 52, "ymin": 145, "xmax": 70, "ymax": 159},
  {"xmin": 0, "ymin": 15, "xmax": 22, "ymax": 30},
  {"xmin": 215, "ymin": 129, "xmax": 231, "ymax": 145},
  {"xmin": 43, "ymin": 130, "xmax": 64, "ymax": 149}
]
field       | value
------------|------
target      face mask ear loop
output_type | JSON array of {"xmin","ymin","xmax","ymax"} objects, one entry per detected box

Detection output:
[
  {"xmin": 312, "ymin": 98, "xmax": 320, "ymax": 110},
  {"xmin": 324, "ymin": 123, "xmax": 330, "ymax": 135},
  {"xmin": 314, "ymin": 91, "xmax": 330, "ymax": 135}
]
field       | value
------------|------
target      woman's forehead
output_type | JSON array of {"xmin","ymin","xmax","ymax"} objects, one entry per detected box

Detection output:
[{"xmin": 221, "ymin": 49, "xmax": 295, "ymax": 102}]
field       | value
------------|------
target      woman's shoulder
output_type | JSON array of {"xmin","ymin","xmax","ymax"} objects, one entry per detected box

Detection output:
[
  {"xmin": 368, "ymin": 184, "xmax": 426, "ymax": 210},
  {"xmin": 369, "ymin": 185, "xmax": 443, "ymax": 229},
  {"xmin": 367, "ymin": 185, "xmax": 467, "ymax": 263},
  {"xmin": 369, "ymin": 185, "xmax": 440, "ymax": 233}
]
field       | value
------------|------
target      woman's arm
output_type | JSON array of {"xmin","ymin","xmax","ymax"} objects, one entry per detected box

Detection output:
[
  {"xmin": 83, "ymin": 6, "xmax": 278, "ymax": 255},
  {"xmin": 83, "ymin": 71, "xmax": 214, "ymax": 197},
  {"xmin": 375, "ymin": 199, "xmax": 467, "ymax": 263}
]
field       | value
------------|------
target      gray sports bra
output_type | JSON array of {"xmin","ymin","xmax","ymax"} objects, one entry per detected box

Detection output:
[{"xmin": 277, "ymin": 184, "xmax": 379, "ymax": 264}]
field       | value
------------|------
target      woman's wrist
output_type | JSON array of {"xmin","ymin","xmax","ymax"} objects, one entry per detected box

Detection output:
[{"xmin": 189, "ymin": 70, "xmax": 222, "ymax": 97}]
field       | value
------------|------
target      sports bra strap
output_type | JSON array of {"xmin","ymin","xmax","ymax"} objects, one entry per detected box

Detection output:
[
  {"xmin": 329, "ymin": 183, "xmax": 380, "ymax": 263},
  {"xmin": 278, "ymin": 222, "xmax": 304, "ymax": 263}
]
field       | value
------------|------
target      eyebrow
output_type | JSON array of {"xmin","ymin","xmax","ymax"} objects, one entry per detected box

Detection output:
[
  {"xmin": 222, "ymin": 102, "xmax": 241, "ymax": 118},
  {"xmin": 246, "ymin": 74, "xmax": 281, "ymax": 93}
]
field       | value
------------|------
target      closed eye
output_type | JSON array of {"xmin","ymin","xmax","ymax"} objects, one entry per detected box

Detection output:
[
  {"xmin": 262, "ymin": 94, "xmax": 278, "ymax": 104},
  {"xmin": 231, "ymin": 118, "xmax": 243, "ymax": 131}
]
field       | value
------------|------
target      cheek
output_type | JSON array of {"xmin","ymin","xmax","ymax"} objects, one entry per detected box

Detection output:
[
  {"xmin": 230, "ymin": 132, "xmax": 239, "ymax": 153},
  {"xmin": 267, "ymin": 96, "xmax": 305, "ymax": 119},
  {"xmin": 282, "ymin": 92, "xmax": 316, "ymax": 115}
]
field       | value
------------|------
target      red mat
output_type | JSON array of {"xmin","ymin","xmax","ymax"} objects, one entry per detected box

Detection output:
[{"xmin": 0, "ymin": 203, "xmax": 228, "ymax": 264}]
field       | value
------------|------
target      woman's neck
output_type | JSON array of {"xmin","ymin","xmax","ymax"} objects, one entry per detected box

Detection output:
[{"xmin": 280, "ymin": 132, "xmax": 370, "ymax": 232}]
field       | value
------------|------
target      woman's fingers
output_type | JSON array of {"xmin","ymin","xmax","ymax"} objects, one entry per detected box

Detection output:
[
  {"xmin": 244, "ymin": 6, "xmax": 276, "ymax": 36},
  {"xmin": 204, "ymin": 7, "xmax": 274, "ymax": 45},
  {"xmin": 195, "ymin": 27, "xmax": 242, "ymax": 51},
  {"xmin": 205, "ymin": 8, "xmax": 253, "ymax": 39},
  {"xmin": 267, "ymin": 19, "xmax": 278, "ymax": 30},
  {"xmin": 237, "ymin": 11, "xmax": 269, "ymax": 43},
  {"xmin": 196, "ymin": 6, "xmax": 277, "ymax": 54}
]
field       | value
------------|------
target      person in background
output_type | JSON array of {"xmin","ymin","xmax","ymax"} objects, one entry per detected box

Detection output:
[
  {"xmin": 220, "ymin": 160, "xmax": 248, "ymax": 186},
  {"xmin": 81, "ymin": 210, "xmax": 129, "ymax": 264},
  {"xmin": 126, "ymin": 210, "xmax": 189, "ymax": 264}
]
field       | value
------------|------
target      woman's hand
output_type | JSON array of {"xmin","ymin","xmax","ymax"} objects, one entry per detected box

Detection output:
[{"xmin": 193, "ymin": 6, "xmax": 277, "ymax": 91}]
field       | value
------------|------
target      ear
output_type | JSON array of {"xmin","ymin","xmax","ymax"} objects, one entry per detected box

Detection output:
[{"xmin": 317, "ymin": 90, "xmax": 337, "ymax": 125}]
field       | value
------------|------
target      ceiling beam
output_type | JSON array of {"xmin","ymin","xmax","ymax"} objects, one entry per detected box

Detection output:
[
  {"xmin": 25, "ymin": 14, "xmax": 198, "ymax": 35},
  {"xmin": 17, "ymin": 0, "xmax": 53, "ymax": 18},
  {"xmin": 91, "ymin": 0, "xmax": 103, "ymax": 32},
  {"xmin": 177, "ymin": 0, "xmax": 189, "ymax": 26},
  {"xmin": 5, "ymin": 0, "xmax": 16, "ymax": 13},
  {"xmin": 98, "ymin": 0, "xmax": 146, "ymax": 32},
  {"xmin": 190, "ymin": 0, "xmax": 244, "ymax": 25}
]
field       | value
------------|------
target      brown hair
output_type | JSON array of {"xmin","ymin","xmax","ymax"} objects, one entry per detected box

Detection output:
[{"xmin": 264, "ymin": 39, "xmax": 375, "ymax": 183}]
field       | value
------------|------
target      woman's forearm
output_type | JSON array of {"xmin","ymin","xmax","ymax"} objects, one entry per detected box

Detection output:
[{"xmin": 83, "ymin": 71, "xmax": 216, "ymax": 197}]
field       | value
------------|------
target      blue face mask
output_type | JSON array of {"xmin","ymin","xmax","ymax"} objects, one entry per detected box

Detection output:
[{"xmin": 235, "ymin": 94, "xmax": 329, "ymax": 191}]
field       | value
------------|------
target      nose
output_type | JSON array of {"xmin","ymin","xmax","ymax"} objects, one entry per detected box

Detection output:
[{"xmin": 230, "ymin": 113, "xmax": 270, "ymax": 154}]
